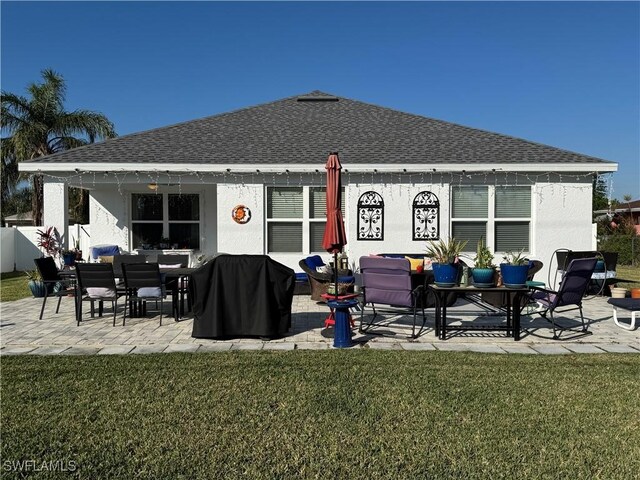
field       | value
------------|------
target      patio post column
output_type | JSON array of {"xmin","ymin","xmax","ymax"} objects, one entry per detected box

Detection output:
[{"xmin": 43, "ymin": 179, "xmax": 69, "ymax": 249}]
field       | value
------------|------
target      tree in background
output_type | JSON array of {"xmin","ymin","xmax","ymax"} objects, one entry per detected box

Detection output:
[
  {"xmin": 598, "ymin": 192, "xmax": 639, "ymax": 266},
  {"xmin": 1, "ymin": 69, "xmax": 116, "ymax": 225},
  {"xmin": 592, "ymin": 174, "xmax": 609, "ymax": 212}
]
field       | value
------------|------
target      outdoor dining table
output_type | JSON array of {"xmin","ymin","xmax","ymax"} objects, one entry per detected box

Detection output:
[
  {"xmin": 59, "ymin": 265, "xmax": 196, "ymax": 323},
  {"xmin": 428, "ymin": 284, "xmax": 529, "ymax": 341}
]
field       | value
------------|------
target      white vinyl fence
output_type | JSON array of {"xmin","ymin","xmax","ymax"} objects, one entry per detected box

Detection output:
[{"xmin": 0, "ymin": 224, "xmax": 91, "ymax": 273}]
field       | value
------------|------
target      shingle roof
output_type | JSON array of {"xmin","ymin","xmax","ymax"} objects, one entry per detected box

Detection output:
[{"xmin": 23, "ymin": 90, "xmax": 614, "ymax": 166}]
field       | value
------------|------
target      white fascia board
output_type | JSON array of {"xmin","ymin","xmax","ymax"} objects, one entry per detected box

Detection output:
[{"xmin": 19, "ymin": 162, "xmax": 618, "ymax": 173}]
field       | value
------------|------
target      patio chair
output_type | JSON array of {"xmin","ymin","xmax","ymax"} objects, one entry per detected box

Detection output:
[
  {"xmin": 607, "ymin": 298, "xmax": 639, "ymax": 331},
  {"xmin": 75, "ymin": 263, "xmax": 121, "ymax": 327},
  {"xmin": 157, "ymin": 254, "xmax": 191, "ymax": 316},
  {"xmin": 530, "ymin": 257, "xmax": 597, "ymax": 339},
  {"xmin": 121, "ymin": 262, "xmax": 165, "ymax": 326},
  {"xmin": 112, "ymin": 254, "xmax": 147, "ymax": 277},
  {"xmin": 298, "ymin": 255, "xmax": 353, "ymax": 301},
  {"xmin": 359, "ymin": 256, "xmax": 426, "ymax": 338},
  {"xmin": 34, "ymin": 257, "xmax": 76, "ymax": 320}
]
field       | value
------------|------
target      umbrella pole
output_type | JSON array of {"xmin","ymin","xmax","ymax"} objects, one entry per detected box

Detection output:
[{"xmin": 334, "ymin": 251, "xmax": 339, "ymax": 300}]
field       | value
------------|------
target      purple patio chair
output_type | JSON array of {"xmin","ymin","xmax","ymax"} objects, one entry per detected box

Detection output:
[
  {"xmin": 359, "ymin": 256, "xmax": 426, "ymax": 338},
  {"xmin": 530, "ymin": 257, "xmax": 597, "ymax": 339}
]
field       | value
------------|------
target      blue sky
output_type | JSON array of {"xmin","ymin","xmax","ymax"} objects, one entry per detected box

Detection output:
[{"xmin": 2, "ymin": 1, "xmax": 638, "ymax": 199}]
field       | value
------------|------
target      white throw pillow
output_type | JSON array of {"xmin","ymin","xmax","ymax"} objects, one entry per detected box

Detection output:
[
  {"xmin": 137, "ymin": 287, "xmax": 164, "ymax": 298},
  {"xmin": 86, "ymin": 287, "xmax": 116, "ymax": 298}
]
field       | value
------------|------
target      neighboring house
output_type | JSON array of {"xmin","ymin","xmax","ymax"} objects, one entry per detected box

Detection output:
[
  {"xmin": 594, "ymin": 199, "xmax": 640, "ymax": 235},
  {"xmin": 18, "ymin": 91, "xmax": 617, "ymax": 280},
  {"xmin": 4, "ymin": 212, "xmax": 33, "ymax": 227}
]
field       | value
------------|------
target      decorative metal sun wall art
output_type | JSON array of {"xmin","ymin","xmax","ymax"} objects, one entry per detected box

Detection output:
[
  {"xmin": 412, "ymin": 191, "xmax": 440, "ymax": 241},
  {"xmin": 357, "ymin": 191, "xmax": 384, "ymax": 240}
]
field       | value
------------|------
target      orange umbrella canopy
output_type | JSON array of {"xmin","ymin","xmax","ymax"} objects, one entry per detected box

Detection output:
[{"xmin": 322, "ymin": 152, "xmax": 347, "ymax": 254}]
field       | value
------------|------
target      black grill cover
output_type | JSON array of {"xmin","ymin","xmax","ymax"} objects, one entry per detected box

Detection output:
[{"xmin": 190, "ymin": 255, "xmax": 295, "ymax": 339}]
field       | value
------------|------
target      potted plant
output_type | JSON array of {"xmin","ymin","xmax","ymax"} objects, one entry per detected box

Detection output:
[
  {"xmin": 471, "ymin": 238, "xmax": 496, "ymax": 286},
  {"xmin": 159, "ymin": 237, "xmax": 171, "ymax": 249},
  {"xmin": 72, "ymin": 237, "xmax": 83, "ymax": 261},
  {"xmin": 425, "ymin": 237, "xmax": 468, "ymax": 287},
  {"xmin": 501, "ymin": 250, "xmax": 530, "ymax": 288},
  {"xmin": 61, "ymin": 249, "xmax": 77, "ymax": 267},
  {"xmin": 25, "ymin": 269, "xmax": 46, "ymax": 298}
]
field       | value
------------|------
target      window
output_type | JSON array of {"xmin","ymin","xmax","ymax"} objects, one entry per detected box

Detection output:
[
  {"xmin": 451, "ymin": 186, "xmax": 531, "ymax": 253},
  {"xmin": 131, "ymin": 193, "xmax": 200, "ymax": 249},
  {"xmin": 266, "ymin": 186, "xmax": 345, "ymax": 253}
]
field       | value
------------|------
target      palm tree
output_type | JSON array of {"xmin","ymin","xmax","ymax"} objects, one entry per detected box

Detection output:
[{"xmin": 1, "ymin": 69, "xmax": 116, "ymax": 225}]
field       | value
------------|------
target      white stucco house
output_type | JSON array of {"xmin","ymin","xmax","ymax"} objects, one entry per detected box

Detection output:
[{"xmin": 18, "ymin": 91, "xmax": 617, "ymax": 280}]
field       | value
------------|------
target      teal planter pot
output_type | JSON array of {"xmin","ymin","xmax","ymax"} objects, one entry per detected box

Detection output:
[
  {"xmin": 432, "ymin": 263, "xmax": 459, "ymax": 287},
  {"xmin": 500, "ymin": 264, "xmax": 529, "ymax": 288},
  {"xmin": 28, "ymin": 280, "xmax": 46, "ymax": 298},
  {"xmin": 471, "ymin": 267, "xmax": 496, "ymax": 287}
]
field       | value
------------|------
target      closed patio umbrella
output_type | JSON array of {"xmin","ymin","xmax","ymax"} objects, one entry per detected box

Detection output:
[{"xmin": 321, "ymin": 152, "xmax": 347, "ymax": 299}]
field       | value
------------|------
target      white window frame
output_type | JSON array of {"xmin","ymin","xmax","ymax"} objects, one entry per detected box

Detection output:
[
  {"xmin": 265, "ymin": 186, "xmax": 344, "ymax": 254},
  {"xmin": 450, "ymin": 185, "xmax": 532, "ymax": 255},
  {"xmin": 129, "ymin": 190, "xmax": 203, "ymax": 250}
]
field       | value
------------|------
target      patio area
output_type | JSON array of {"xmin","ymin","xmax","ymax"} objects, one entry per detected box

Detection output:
[{"xmin": 1, "ymin": 294, "xmax": 638, "ymax": 355}]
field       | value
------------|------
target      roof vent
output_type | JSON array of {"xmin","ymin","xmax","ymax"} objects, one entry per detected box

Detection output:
[{"xmin": 297, "ymin": 96, "xmax": 339, "ymax": 102}]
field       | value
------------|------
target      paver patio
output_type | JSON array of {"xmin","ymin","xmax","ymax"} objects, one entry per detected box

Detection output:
[{"xmin": 1, "ymin": 294, "xmax": 638, "ymax": 355}]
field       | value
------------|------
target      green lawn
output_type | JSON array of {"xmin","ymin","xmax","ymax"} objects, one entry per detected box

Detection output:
[
  {"xmin": 2, "ymin": 351, "xmax": 639, "ymax": 479},
  {"xmin": 0, "ymin": 271, "xmax": 31, "ymax": 302},
  {"xmin": 616, "ymin": 265, "xmax": 640, "ymax": 288}
]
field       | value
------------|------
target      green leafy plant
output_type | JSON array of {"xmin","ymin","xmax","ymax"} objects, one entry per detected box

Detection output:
[
  {"xmin": 36, "ymin": 226, "xmax": 62, "ymax": 258},
  {"xmin": 425, "ymin": 237, "xmax": 468, "ymax": 264},
  {"xmin": 473, "ymin": 238, "xmax": 494, "ymax": 268},
  {"xmin": 502, "ymin": 250, "xmax": 529, "ymax": 266},
  {"xmin": 25, "ymin": 269, "xmax": 42, "ymax": 282}
]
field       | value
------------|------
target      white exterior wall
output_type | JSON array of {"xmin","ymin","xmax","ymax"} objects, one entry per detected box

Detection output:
[
  {"xmin": 216, "ymin": 183, "xmax": 264, "ymax": 255},
  {"xmin": 531, "ymin": 181, "xmax": 594, "ymax": 284},
  {"xmin": 345, "ymin": 179, "xmax": 450, "ymax": 270},
  {"xmin": 89, "ymin": 184, "xmax": 217, "ymax": 255},
  {"xmin": 34, "ymin": 172, "xmax": 594, "ymax": 281}
]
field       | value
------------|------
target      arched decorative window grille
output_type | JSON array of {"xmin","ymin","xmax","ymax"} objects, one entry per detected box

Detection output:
[
  {"xmin": 357, "ymin": 191, "xmax": 384, "ymax": 241},
  {"xmin": 413, "ymin": 191, "xmax": 440, "ymax": 241}
]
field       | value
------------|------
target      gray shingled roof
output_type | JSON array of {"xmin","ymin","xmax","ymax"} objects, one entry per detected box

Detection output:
[{"xmin": 23, "ymin": 90, "xmax": 614, "ymax": 166}]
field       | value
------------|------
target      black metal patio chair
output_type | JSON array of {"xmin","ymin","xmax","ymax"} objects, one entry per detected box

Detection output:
[
  {"xmin": 121, "ymin": 262, "xmax": 166, "ymax": 326},
  {"xmin": 530, "ymin": 257, "xmax": 597, "ymax": 339},
  {"xmin": 34, "ymin": 257, "xmax": 76, "ymax": 320},
  {"xmin": 75, "ymin": 263, "xmax": 122, "ymax": 326}
]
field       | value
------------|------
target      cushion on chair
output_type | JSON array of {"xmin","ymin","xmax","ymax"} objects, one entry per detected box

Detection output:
[
  {"xmin": 86, "ymin": 287, "xmax": 116, "ymax": 298},
  {"xmin": 337, "ymin": 275, "xmax": 355, "ymax": 284},
  {"xmin": 607, "ymin": 298, "xmax": 640, "ymax": 311},
  {"xmin": 405, "ymin": 257, "xmax": 423, "ymax": 271},
  {"xmin": 137, "ymin": 287, "xmax": 163, "ymax": 298},
  {"xmin": 304, "ymin": 255, "xmax": 325, "ymax": 270},
  {"xmin": 159, "ymin": 263, "xmax": 182, "ymax": 269}
]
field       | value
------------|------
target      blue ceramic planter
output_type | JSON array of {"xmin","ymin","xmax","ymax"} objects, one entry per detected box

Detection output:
[
  {"xmin": 62, "ymin": 252, "xmax": 76, "ymax": 267},
  {"xmin": 28, "ymin": 280, "xmax": 46, "ymax": 298},
  {"xmin": 471, "ymin": 267, "xmax": 496, "ymax": 287},
  {"xmin": 500, "ymin": 264, "xmax": 529, "ymax": 288},
  {"xmin": 432, "ymin": 263, "xmax": 459, "ymax": 287}
]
